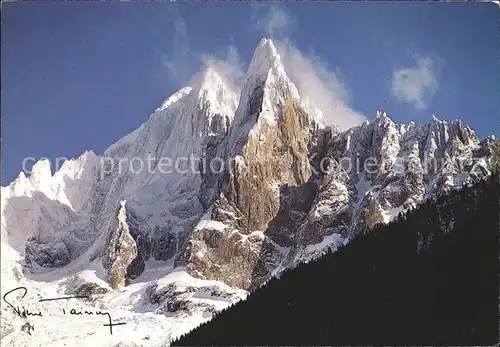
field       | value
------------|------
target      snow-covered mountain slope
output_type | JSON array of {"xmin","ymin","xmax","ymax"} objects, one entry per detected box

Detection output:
[
  {"xmin": 1, "ymin": 66, "xmax": 241, "ymax": 346},
  {"xmin": 0, "ymin": 259, "xmax": 246, "ymax": 347},
  {"xmin": 1, "ymin": 37, "xmax": 497, "ymax": 346}
]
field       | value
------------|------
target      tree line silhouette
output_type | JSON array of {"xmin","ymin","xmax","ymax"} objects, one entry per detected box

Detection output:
[{"xmin": 173, "ymin": 173, "xmax": 499, "ymax": 346}]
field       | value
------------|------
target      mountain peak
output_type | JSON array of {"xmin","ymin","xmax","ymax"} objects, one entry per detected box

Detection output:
[
  {"xmin": 374, "ymin": 110, "xmax": 395, "ymax": 128},
  {"xmin": 246, "ymin": 37, "xmax": 286, "ymax": 82},
  {"xmin": 432, "ymin": 114, "xmax": 445, "ymax": 123},
  {"xmin": 30, "ymin": 159, "xmax": 52, "ymax": 180},
  {"xmin": 228, "ymin": 37, "xmax": 295, "ymax": 130},
  {"xmin": 255, "ymin": 38, "xmax": 279, "ymax": 61},
  {"xmin": 194, "ymin": 67, "xmax": 238, "ymax": 116},
  {"xmin": 196, "ymin": 68, "xmax": 226, "ymax": 94},
  {"xmin": 375, "ymin": 110, "xmax": 388, "ymax": 119},
  {"xmin": 79, "ymin": 149, "xmax": 98, "ymax": 162},
  {"xmin": 10, "ymin": 171, "xmax": 29, "ymax": 190}
]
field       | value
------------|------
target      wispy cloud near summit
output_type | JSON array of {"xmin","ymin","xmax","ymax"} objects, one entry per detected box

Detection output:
[
  {"xmin": 391, "ymin": 54, "xmax": 440, "ymax": 110},
  {"xmin": 251, "ymin": 4, "xmax": 366, "ymax": 130},
  {"xmin": 275, "ymin": 39, "xmax": 366, "ymax": 130},
  {"xmin": 198, "ymin": 44, "xmax": 245, "ymax": 97},
  {"xmin": 252, "ymin": 5, "xmax": 297, "ymax": 37},
  {"xmin": 162, "ymin": 13, "xmax": 245, "ymax": 98},
  {"xmin": 163, "ymin": 5, "xmax": 366, "ymax": 130}
]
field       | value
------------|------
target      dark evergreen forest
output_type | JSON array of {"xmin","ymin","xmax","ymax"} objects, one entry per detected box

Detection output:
[{"xmin": 173, "ymin": 174, "xmax": 499, "ymax": 346}]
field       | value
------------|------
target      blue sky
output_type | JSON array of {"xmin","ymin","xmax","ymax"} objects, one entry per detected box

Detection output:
[{"xmin": 2, "ymin": 2, "xmax": 499, "ymax": 184}]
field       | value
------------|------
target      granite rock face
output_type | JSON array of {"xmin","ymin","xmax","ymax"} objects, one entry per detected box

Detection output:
[
  {"xmin": 124, "ymin": 208, "xmax": 151, "ymax": 281},
  {"xmin": 177, "ymin": 39, "xmax": 323, "ymax": 289},
  {"xmin": 102, "ymin": 200, "xmax": 138, "ymax": 289},
  {"xmin": 175, "ymin": 41, "xmax": 496, "ymax": 290},
  {"xmin": 180, "ymin": 111, "xmax": 496, "ymax": 289},
  {"xmin": 25, "ymin": 239, "xmax": 71, "ymax": 268},
  {"xmin": 289, "ymin": 112, "xmax": 494, "ymax": 257}
]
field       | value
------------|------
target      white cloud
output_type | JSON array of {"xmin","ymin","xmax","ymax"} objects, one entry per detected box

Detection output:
[
  {"xmin": 163, "ymin": 16, "xmax": 192, "ymax": 82},
  {"xmin": 163, "ymin": 13, "xmax": 245, "ymax": 96},
  {"xmin": 199, "ymin": 44, "xmax": 245, "ymax": 96},
  {"xmin": 252, "ymin": 5, "xmax": 296, "ymax": 37},
  {"xmin": 275, "ymin": 39, "xmax": 366, "ymax": 130},
  {"xmin": 391, "ymin": 55, "xmax": 439, "ymax": 110}
]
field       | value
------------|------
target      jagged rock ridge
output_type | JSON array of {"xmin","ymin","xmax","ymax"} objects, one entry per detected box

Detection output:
[{"xmin": 1, "ymin": 38, "xmax": 497, "ymax": 298}]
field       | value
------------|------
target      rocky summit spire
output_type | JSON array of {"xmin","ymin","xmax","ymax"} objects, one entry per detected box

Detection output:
[
  {"xmin": 245, "ymin": 38, "xmax": 285, "ymax": 82},
  {"xmin": 178, "ymin": 38, "xmax": 318, "ymax": 290},
  {"xmin": 230, "ymin": 38, "xmax": 300, "ymax": 132}
]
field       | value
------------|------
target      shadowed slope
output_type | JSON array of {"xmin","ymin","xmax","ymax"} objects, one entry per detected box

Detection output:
[{"xmin": 173, "ymin": 174, "xmax": 499, "ymax": 346}]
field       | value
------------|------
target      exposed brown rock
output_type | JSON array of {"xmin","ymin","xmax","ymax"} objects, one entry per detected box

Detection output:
[
  {"xmin": 102, "ymin": 200, "xmax": 138, "ymax": 289},
  {"xmin": 181, "ymin": 86, "xmax": 318, "ymax": 289}
]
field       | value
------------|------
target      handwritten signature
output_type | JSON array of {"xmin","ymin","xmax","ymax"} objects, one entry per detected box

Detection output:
[{"xmin": 2, "ymin": 287, "xmax": 126, "ymax": 335}]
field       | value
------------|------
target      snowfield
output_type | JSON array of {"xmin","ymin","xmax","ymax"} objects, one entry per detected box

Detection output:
[{"xmin": 1, "ymin": 255, "xmax": 246, "ymax": 347}]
